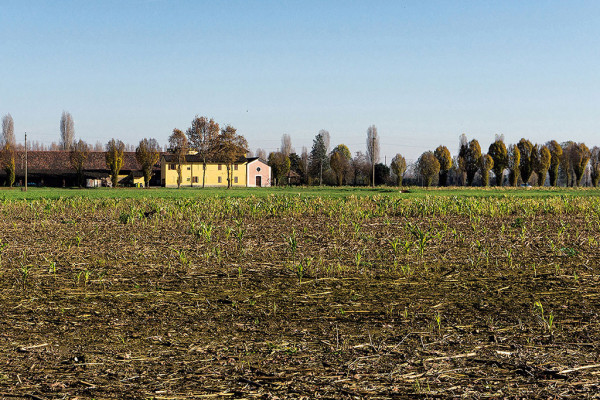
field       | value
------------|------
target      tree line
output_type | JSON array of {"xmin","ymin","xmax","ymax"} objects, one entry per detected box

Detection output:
[
  {"xmin": 416, "ymin": 134, "xmax": 600, "ymax": 187},
  {"xmin": 264, "ymin": 128, "xmax": 600, "ymax": 188},
  {"xmin": 3, "ymin": 110, "xmax": 599, "ymax": 188}
]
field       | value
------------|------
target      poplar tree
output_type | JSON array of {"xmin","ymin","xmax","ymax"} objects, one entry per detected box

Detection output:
[
  {"xmin": 135, "ymin": 138, "xmax": 161, "ymax": 188},
  {"xmin": 329, "ymin": 144, "xmax": 351, "ymax": 186},
  {"xmin": 479, "ymin": 154, "xmax": 494, "ymax": 187},
  {"xmin": 434, "ymin": 145, "xmax": 452, "ymax": 186},
  {"xmin": 390, "ymin": 154, "xmax": 407, "ymax": 186},
  {"xmin": 105, "ymin": 139, "xmax": 125, "ymax": 188},
  {"xmin": 69, "ymin": 139, "xmax": 89, "ymax": 187},
  {"xmin": 459, "ymin": 139, "xmax": 481, "ymax": 186},
  {"xmin": 60, "ymin": 111, "xmax": 75, "ymax": 151},
  {"xmin": 418, "ymin": 151, "xmax": 440, "ymax": 187},
  {"xmin": 517, "ymin": 138, "xmax": 534, "ymax": 184},
  {"xmin": 366, "ymin": 125, "xmax": 380, "ymax": 187},
  {"xmin": 546, "ymin": 140, "xmax": 563, "ymax": 186},
  {"xmin": 508, "ymin": 144, "xmax": 520, "ymax": 186},
  {"xmin": 488, "ymin": 137, "xmax": 508, "ymax": 186},
  {"xmin": 590, "ymin": 147, "xmax": 600, "ymax": 187},
  {"xmin": 532, "ymin": 144, "xmax": 551, "ymax": 186}
]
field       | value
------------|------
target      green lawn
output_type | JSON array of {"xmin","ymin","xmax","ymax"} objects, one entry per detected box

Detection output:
[{"xmin": 0, "ymin": 185, "xmax": 598, "ymax": 200}]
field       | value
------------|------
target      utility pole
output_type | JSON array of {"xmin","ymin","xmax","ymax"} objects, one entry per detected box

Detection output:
[
  {"xmin": 371, "ymin": 135, "xmax": 375, "ymax": 187},
  {"xmin": 24, "ymin": 132, "xmax": 27, "ymax": 192}
]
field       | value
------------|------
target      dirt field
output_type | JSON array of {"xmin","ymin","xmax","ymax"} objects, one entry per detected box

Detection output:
[{"xmin": 1, "ymin": 195, "xmax": 600, "ymax": 399}]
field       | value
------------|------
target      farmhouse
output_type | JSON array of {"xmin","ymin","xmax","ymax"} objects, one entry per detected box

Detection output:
[{"xmin": 160, "ymin": 155, "xmax": 271, "ymax": 187}]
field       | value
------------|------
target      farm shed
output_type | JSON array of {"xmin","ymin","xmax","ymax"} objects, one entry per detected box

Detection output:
[{"xmin": 0, "ymin": 151, "xmax": 160, "ymax": 187}]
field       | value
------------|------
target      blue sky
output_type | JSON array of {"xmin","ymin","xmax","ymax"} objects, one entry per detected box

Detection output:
[{"xmin": 1, "ymin": 1, "xmax": 599, "ymax": 161}]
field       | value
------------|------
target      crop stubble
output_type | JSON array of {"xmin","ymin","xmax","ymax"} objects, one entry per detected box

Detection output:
[{"xmin": 0, "ymin": 195, "xmax": 599, "ymax": 398}]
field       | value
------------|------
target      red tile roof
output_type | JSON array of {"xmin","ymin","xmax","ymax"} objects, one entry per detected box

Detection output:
[{"xmin": 12, "ymin": 151, "xmax": 160, "ymax": 174}]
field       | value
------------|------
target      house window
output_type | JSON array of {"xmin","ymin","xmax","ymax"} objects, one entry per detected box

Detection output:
[
  {"xmin": 186, "ymin": 177, "xmax": 190, "ymax": 182},
  {"xmin": 169, "ymin": 164, "xmax": 176, "ymax": 170},
  {"xmin": 234, "ymin": 177, "xmax": 238, "ymax": 183},
  {"xmin": 187, "ymin": 166, "xmax": 191, "ymax": 170},
  {"xmin": 218, "ymin": 164, "xmax": 222, "ymax": 170},
  {"xmin": 192, "ymin": 176, "xmax": 198, "ymax": 183},
  {"xmin": 234, "ymin": 165, "xmax": 238, "ymax": 171},
  {"xmin": 257, "ymin": 167, "xmax": 261, "ymax": 172},
  {"xmin": 218, "ymin": 176, "xmax": 222, "ymax": 183}
]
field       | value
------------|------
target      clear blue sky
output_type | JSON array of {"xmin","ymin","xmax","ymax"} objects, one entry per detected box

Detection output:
[{"xmin": 1, "ymin": 0, "xmax": 599, "ymax": 162}]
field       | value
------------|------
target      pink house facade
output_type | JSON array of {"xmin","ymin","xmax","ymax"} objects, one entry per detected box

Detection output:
[{"xmin": 246, "ymin": 158, "xmax": 271, "ymax": 187}]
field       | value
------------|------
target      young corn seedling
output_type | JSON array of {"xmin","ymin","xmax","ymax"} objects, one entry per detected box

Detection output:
[
  {"xmin": 49, "ymin": 261, "xmax": 57, "ymax": 277},
  {"xmin": 534, "ymin": 300, "xmax": 555, "ymax": 334},
  {"xmin": 286, "ymin": 229, "xmax": 298, "ymax": 261},
  {"xmin": 408, "ymin": 223, "xmax": 430, "ymax": 257},
  {"xmin": 77, "ymin": 269, "xmax": 91, "ymax": 288},
  {"xmin": 389, "ymin": 237, "xmax": 401, "ymax": 258},
  {"xmin": 400, "ymin": 264, "xmax": 411, "ymax": 278},
  {"xmin": 0, "ymin": 241, "xmax": 8, "ymax": 266},
  {"xmin": 201, "ymin": 222, "xmax": 213, "ymax": 242},
  {"xmin": 434, "ymin": 311, "xmax": 442, "ymax": 335},
  {"xmin": 296, "ymin": 262, "xmax": 303, "ymax": 283},
  {"xmin": 354, "ymin": 250, "xmax": 362, "ymax": 269},
  {"xmin": 20, "ymin": 264, "xmax": 30, "ymax": 290}
]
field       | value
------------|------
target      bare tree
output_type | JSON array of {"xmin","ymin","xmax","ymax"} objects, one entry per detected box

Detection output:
[
  {"xmin": 168, "ymin": 129, "xmax": 189, "ymax": 189},
  {"xmin": 2, "ymin": 114, "xmax": 15, "ymax": 147},
  {"xmin": 186, "ymin": 116, "xmax": 219, "ymax": 188},
  {"xmin": 300, "ymin": 146, "xmax": 309, "ymax": 184},
  {"xmin": 351, "ymin": 151, "xmax": 370, "ymax": 185},
  {"xmin": 255, "ymin": 148, "xmax": 267, "ymax": 160},
  {"xmin": 280, "ymin": 134, "xmax": 294, "ymax": 157},
  {"xmin": 320, "ymin": 130, "xmax": 330, "ymax": 154},
  {"xmin": 70, "ymin": 139, "xmax": 89, "ymax": 187},
  {"xmin": 366, "ymin": 125, "xmax": 380, "ymax": 187},
  {"xmin": 60, "ymin": 111, "xmax": 75, "ymax": 150},
  {"xmin": 94, "ymin": 141, "xmax": 104, "ymax": 152},
  {"xmin": 135, "ymin": 138, "xmax": 161, "ymax": 188}
]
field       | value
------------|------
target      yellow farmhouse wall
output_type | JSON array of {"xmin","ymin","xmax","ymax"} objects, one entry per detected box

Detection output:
[{"xmin": 162, "ymin": 160, "xmax": 248, "ymax": 187}]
